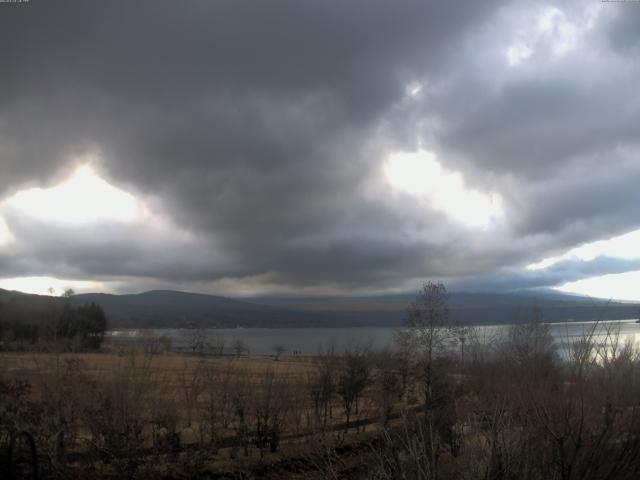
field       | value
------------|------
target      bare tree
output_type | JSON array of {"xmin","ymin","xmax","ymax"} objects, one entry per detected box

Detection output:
[
  {"xmin": 229, "ymin": 369, "xmax": 251, "ymax": 458},
  {"xmin": 252, "ymin": 369, "xmax": 290, "ymax": 457},
  {"xmin": 182, "ymin": 327, "xmax": 209, "ymax": 355},
  {"xmin": 233, "ymin": 339, "xmax": 247, "ymax": 358},
  {"xmin": 337, "ymin": 345, "xmax": 371, "ymax": 432},
  {"xmin": 62, "ymin": 288, "xmax": 75, "ymax": 298},
  {"xmin": 209, "ymin": 335, "xmax": 225, "ymax": 356},
  {"xmin": 394, "ymin": 282, "xmax": 461, "ymax": 479},
  {"xmin": 309, "ymin": 346, "xmax": 337, "ymax": 431},
  {"xmin": 503, "ymin": 304, "xmax": 558, "ymax": 381},
  {"xmin": 158, "ymin": 333, "xmax": 172, "ymax": 354},
  {"xmin": 273, "ymin": 344, "xmax": 286, "ymax": 361},
  {"xmin": 396, "ymin": 282, "xmax": 459, "ymax": 415},
  {"xmin": 373, "ymin": 349, "xmax": 402, "ymax": 425},
  {"xmin": 177, "ymin": 358, "xmax": 205, "ymax": 427},
  {"xmin": 200, "ymin": 362, "xmax": 234, "ymax": 449}
]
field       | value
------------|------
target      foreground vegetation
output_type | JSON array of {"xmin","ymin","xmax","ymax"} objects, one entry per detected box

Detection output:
[{"xmin": 2, "ymin": 283, "xmax": 640, "ymax": 479}]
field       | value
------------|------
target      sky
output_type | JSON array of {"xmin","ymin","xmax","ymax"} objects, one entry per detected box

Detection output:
[{"xmin": 1, "ymin": 0, "xmax": 640, "ymax": 299}]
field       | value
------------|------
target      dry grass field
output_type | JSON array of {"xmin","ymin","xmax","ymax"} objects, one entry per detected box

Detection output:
[
  {"xmin": 1, "ymin": 349, "xmax": 317, "ymax": 383},
  {"xmin": 1, "ymin": 345, "xmax": 408, "ymax": 479}
]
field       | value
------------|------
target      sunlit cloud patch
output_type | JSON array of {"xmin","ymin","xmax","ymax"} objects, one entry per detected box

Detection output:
[
  {"xmin": 558, "ymin": 270, "xmax": 640, "ymax": 302},
  {"xmin": 0, "ymin": 276, "xmax": 108, "ymax": 296},
  {"xmin": 384, "ymin": 150, "xmax": 504, "ymax": 229},
  {"xmin": 527, "ymin": 229, "xmax": 640, "ymax": 271},
  {"xmin": 3, "ymin": 165, "xmax": 141, "ymax": 226}
]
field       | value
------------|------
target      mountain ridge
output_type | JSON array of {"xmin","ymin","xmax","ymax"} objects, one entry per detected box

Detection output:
[{"xmin": 2, "ymin": 288, "xmax": 639, "ymax": 328}]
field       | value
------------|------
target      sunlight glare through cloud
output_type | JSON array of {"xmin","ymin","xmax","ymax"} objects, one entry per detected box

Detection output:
[
  {"xmin": 405, "ymin": 81, "xmax": 423, "ymax": 97},
  {"xmin": 558, "ymin": 270, "xmax": 640, "ymax": 302},
  {"xmin": 539, "ymin": 7, "xmax": 578, "ymax": 55},
  {"xmin": 0, "ymin": 217, "xmax": 13, "ymax": 246},
  {"xmin": 507, "ymin": 43, "xmax": 532, "ymax": 66},
  {"xmin": 504, "ymin": 4, "xmax": 600, "ymax": 67},
  {"xmin": 0, "ymin": 276, "xmax": 107, "ymax": 296},
  {"xmin": 4, "ymin": 165, "xmax": 140, "ymax": 225},
  {"xmin": 527, "ymin": 229, "xmax": 640, "ymax": 270},
  {"xmin": 384, "ymin": 150, "xmax": 503, "ymax": 229}
]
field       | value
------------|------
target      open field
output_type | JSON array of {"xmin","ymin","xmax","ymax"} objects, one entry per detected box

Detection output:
[{"xmin": 1, "ymin": 350, "xmax": 317, "ymax": 382}]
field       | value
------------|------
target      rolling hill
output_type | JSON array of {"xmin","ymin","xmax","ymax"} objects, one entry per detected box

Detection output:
[
  {"xmin": 2, "ymin": 288, "xmax": 639, "ymax": 329},
  {"xmin": 259, "ymin": 290, "xmax": 640, "ymax": 325},
  {"xmin": 71, "ymin": 290, "xmax": 352, "ymax": 328}
]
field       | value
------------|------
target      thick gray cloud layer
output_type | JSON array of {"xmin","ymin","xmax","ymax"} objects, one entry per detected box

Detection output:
[{"xmin": 1, "ymin": 0, "xmax": 640, "ymax": 295}]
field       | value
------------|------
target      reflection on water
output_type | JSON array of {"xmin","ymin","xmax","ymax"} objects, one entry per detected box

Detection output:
[{"xmin": 107, "ymin": 319, "xmax": 640, "ymax": 357}]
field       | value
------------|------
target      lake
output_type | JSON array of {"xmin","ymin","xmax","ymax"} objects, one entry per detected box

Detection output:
[{"xmin": 107, "ymin": 319, "xmax": 640, "ymax": 356}]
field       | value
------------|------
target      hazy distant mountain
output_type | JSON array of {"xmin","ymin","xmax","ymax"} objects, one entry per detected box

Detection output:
[
  {"xmin": 71, "ymin": 290, "xmax": 350, "ymax": 328},
  {"xmin": 257, "ymin": 290, "xmax": 640, "ymax": 325},
  {"xmin": 75, "ymin": 290, "xmax": 267, "ymax": 315},
  {"xmin": 2, "ymin": 288, "xmax": 639, "ymax": 328},
  {"xmin": 75, "ymin": 289, "xmax": 640, "ymax": 328}
]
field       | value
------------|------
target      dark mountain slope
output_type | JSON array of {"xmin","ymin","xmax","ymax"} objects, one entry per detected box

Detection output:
[
  {"xmin": 2, "ymin": 288, "xmax": 638, "ymax": 329},
  {"xmin": 72, "ymin": 290, "xmax": 346, "ymax": 328}
]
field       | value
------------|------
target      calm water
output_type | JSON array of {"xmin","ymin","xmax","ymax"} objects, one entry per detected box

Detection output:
[{"xmin": 107, "ymin": 319, "xmax": 640, "ymax": 356}]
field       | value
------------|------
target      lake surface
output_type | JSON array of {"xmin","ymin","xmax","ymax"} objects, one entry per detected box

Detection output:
[{"xmin": 107, "ymin": 319, "xmax": 640, "ymax": 356}]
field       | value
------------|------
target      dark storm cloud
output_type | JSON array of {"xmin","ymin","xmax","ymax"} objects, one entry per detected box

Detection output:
[
  {"xmin": 606, "ymin": 3, "xmax": 640, "ymax": 54},
  {"xmin": 0, "ymin": 0, "xmax": 499, "ymax": 190},
  {"xmin": 1, "ymin": 0, "xmax": 640, "ymax": 294},
  {"xmin": 0, "ymin": 0, "xmax": 507, "ymax": 290},
  {"xmin": 0, "ymin": 208, "xmax": 225, "ymax": 280},
  {"xmin": 440, "ymin": 80, "xmax": 639, "ymax": 178}
]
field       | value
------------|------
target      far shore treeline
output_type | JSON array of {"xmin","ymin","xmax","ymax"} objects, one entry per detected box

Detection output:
[{"xmin": 0, "ymin": 293, "xmax": 107, "ymax": 350}]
